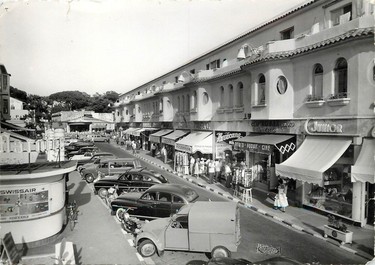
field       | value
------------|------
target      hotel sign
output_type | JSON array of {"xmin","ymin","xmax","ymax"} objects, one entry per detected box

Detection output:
[{"xmin": 305, "ymin": 119, "xmax": 344, "ymax": 135}]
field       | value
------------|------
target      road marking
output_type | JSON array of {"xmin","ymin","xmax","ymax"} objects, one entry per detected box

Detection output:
[{"xmin": 128, "ymin": 239, "xmax": 134, "ymax": 247}]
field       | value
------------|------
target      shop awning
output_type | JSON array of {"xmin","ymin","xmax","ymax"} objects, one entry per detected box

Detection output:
[
  {"xmin": 175, "ymin": 131, "xmax": 231, "ymax": 154},
  {"xmin": 162, "ymin": 130, "xmax": 190, "ymax": 146},
  {"xmin": 276, "ymin": 136, "xmax": 352, "ymax": 186},
  {"xmin": 132, "ymin": 128, "xmax": 158, "ymax": 137},
  {"xmin": 234, "ymin": 134, "xmax": 295, "ymax": 154},
  {"xmin": 123, "ymin": 127, "xmax": 139, "ymax": 135},
  {"xmin": 149, "ymin": 129, "xmax": 173, "ymax": 143},
  {"xmin": 175, "ymin": 131, "xmax": 211, "ymax": 153},
  {"xmin": 351, "ymin": 138, "xmax": 375, "ymax": 184}
]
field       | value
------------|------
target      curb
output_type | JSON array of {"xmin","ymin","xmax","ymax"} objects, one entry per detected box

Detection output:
[{"xmin": 114, "ymin": 144, "xmax": 373, "ymax": 260}]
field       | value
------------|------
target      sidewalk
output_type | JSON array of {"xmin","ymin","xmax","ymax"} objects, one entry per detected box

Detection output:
[{"xmin": 121, "ymin": 144, "xmax": 374, "ymax": 261}]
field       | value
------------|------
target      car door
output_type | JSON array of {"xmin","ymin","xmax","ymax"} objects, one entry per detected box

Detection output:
[
  {"xmin": 136, "ymin": 191, "xmax": 157, "ymax": 218},
  {"xmin": 155, "ymin": 192, "xmax": 172, "ymax": 218},
  {"xmin": 118, "ymin": 174, "xmax": 131, "ymax": 192},
  {"xmin": 130, "ymin": 173, "xmax": 143, "ymax": 191},
  {"xmin": 165, "ymin": 215, "xmax": 189, "ymax": 250}
]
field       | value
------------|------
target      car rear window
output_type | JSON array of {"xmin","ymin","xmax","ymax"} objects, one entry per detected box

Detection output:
[{"xmin": 184, "ymin": 189, "xmax": 198, "ymax": 202}]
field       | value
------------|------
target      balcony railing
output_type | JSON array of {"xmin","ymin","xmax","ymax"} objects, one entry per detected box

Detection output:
[{"xmin": 305, "ymin": 94, "xmax": 325, "ymax": 108}]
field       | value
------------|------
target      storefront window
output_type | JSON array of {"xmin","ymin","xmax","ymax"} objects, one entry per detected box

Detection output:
[{"xmin": 304, "ymin": 168, "xmax": 353, "ymax": 218}]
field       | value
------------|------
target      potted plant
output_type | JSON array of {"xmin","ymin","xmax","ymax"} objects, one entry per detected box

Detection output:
[{"xmin": 323, "ymin": 214, "xmax": 353, "ymax": 244}]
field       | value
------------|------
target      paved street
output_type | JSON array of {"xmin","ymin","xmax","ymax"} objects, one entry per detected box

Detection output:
[{"xmin": 20, "ymin": 141, "xmax": 372, "ymax": 265}]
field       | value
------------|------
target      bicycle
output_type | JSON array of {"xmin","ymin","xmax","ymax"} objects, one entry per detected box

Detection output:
[{"xmin": 67, "ymin": 200, "xmax": 79, "ymax": 231}]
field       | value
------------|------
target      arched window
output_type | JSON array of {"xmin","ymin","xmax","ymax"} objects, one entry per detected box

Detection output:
[
  {"xmin": 202, "ymin": 92, "xmax": 209, "ymax": 105},
  {"xmin": 258, "ymin": 74, "xmax": 266, "ymax": 104},
  {"xmin": 312, "ymin": 64, "xmax": 323, "ymax": 100},
  {"xmin": 237, "ymin": 82, "xmax": 244, "ymax": 107},
  {"xmin": 228, "ymin": 84, "xmax": 234, "ymax": 107},
  {"xmin": 159, "ymin": 98, "xmax": 163, "ymax": 113},
  {"xmin": 192, "ymin": 91, "xmax": 197, "ymax": 110},
  {"xmin": 186, "ymin": 94, "xmax": 190, "ymax": 112},
  {"xmin": 335, "ymin": 58, "xmax": 348, "ymax": 97},
  {"xmin": 220, "ymin": 86, "xmax": 225, "ymax": 107}
]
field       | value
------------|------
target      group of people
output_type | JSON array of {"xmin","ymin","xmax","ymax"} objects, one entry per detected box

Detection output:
[{"xmin": 189, "ymin": 157, "xmax": 247, "ymax": 186}]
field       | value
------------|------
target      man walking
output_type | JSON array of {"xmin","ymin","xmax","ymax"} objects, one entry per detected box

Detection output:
[
  {"xmin": 208, "ymin": 159, "xmax": 215, "ymax": 184},
  {"xmin": 214, "ymin": 159, "xmax": 221, "ymax": 183}
]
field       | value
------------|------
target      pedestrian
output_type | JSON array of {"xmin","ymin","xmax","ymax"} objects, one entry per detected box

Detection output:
[
  {"xmin": 151, "ymin": 143, "xmax": 156, "ymax": 157},
  {"xmin": 214, "ymin": 159, "xmax": 221, "ymax": 183},
  {"xmin": 194, "ymin": 158, "xmax": 200, "ymax": 178},
  {"xmin": 224, "ymin": 162, "xmax": 232, "ymax": 188},
  {"xmin": 131, "ymin": 140, "xmax": 136, "ymax": 155},
  {"xmin": 190, "ymin": 156, "xmax": 195, "ymax": 176},
  {"xmin": 208, "ymin": 159, "xmax": 215, "ymax": 184},
  {"xmin": 274, "ymin": 183, "xmax": 289, "ymax": 212}
]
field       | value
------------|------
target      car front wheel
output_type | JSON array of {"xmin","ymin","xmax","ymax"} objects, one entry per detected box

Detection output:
[
  {"xmin": 137, "ymin": 239, "xmax": 156, "ymax": 257},
  {"xmin": 211, "ymin": 246, "xmax": 231, "ymax": 258}
]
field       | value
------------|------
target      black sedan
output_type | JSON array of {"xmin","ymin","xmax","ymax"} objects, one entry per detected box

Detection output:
[
  {"xmin": 94, "ymin": 168, "xmax": 168, "ymax": 198},
  {"xmin": 110, "ymin": 184, "xmax": 199, "ymax": 218}
]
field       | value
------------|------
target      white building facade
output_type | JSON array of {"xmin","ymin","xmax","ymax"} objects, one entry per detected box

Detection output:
[{"xmin": 114, "ymin": 0, "xmax": 375, "ymax": 226}]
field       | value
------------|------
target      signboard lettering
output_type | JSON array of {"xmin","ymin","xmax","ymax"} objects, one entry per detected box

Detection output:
[
  {"xmin": 305, "ymin": 119, "xmax": 344, "ymax": 134},
  {"xmin": 216, "ymin": 131, "xmax": 245, "ymax": 144}
]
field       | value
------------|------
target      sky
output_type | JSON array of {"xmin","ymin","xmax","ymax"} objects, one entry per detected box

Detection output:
[{"xmin": 0, "ymin": 0, "xmax": 307, "ymax": 97}]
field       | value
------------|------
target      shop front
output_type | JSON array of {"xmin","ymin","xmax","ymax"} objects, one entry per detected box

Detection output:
[
  {"xmin": 132, "ymin": 127, "xmax": 158, "ymax": 151},
  {"xmin": 161, "ymin": 130, "xmax": 190, "ymax": 163},
  {"xmin": 276, "ymin": 119, "xmax": 375, "ymax": 226},
  {"xmin": 149, "ymin": 129, "xmax": 173, "ymax": 155},
  {"xmin": 234, "ymin": 134, "xmax": 296, "ymax": 192},
  {"xmin": 122, "ymin": 127, "xmax": 139, "ymax": 139},
  {"xmin": 174, "ymin": 131, "xmax": 231, "ymax": 174}
]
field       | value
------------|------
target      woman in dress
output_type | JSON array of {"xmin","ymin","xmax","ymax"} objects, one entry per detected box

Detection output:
[{"xmin": 274, "ymin": 183, "xmax": 289, "ymax": 212}]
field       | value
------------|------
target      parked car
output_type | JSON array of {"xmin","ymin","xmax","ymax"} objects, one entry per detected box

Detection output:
[
  {"xmin": 94, "ymin": 168, "xmax": 168, "ymax": 197},
  {"xmin": 75, "ymin": 152, "xmax": 115, "ymax": 169},
  {"xmin": 66, "ymin": 146, "xmax": 99, "ymax": 159},
  {"xmin": 81, "ymin": 157, "xmax": 142, "ymax": 183},
  {"xmin": 92, "ymin": 134, "xmax": 110, "ymax": 142},
  {"xmin": 65, "ymin": 141, "xmax": 94, "ymax": 152},
  {"xmin": 69, "ymin": 152, "xmax": 95, "ymax": 161},
  {"xmin": 78, "ymin": 155, "xmax": 116, "ymax": 173},
  {"xmin": 135, "ymin": 201, "xmax": 239, "ymax": 258},
  {"xmin": 110, "ymin": 184, "xmax": 199, "ymax": 218}
]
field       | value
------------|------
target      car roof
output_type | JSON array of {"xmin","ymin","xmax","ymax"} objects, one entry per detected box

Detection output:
[
  {"xmin": 146, "ymin": 184, "xmax": 192, "ymax": 195},
  {"xmin": 92, "ymin": 152, "xmax": 113, "ymax": 156}
]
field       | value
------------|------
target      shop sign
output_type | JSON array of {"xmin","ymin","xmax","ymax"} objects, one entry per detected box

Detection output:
[
  {"xmin": 162, "ymin": 138, "xmax": 175, "ymax": 146},
  {"xmin": 0, "ymin": 185, "xmax": 50, "ymax": 222},
  {"xmin": 234, "ymin": 142, "xmax": 273, "ymax": 154},
  {"xmin": 216, "ymin": 131, "xmax": 246, "ymax": 144},
  {"xmin": 305, "ymin": 119, "xmax": 343, "ymax": 134},
  {"xmin": 250, "ymin": 120, "xmax": 296, "ymax": 134},
  {"xmin": 193, "ymin": 122, "xmax": 211, "ymax": 131},
  {"xmin": 143, "ymin": 122, "xmax": 159, "ymax": 128},
  {"xmin": 175, "ymin": 143, "xmax": 192, "ymax": 153},
  {"xmin": 149, "ymin": 135, "xmax": 160, "ymax": 143}
]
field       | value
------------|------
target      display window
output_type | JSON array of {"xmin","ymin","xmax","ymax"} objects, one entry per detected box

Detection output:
[{"xmin": 304, "ymin": 167, "xmax": 353, "ymax": 218}]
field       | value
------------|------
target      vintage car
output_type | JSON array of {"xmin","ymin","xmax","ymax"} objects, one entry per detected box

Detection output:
[
  {"xmin": 91, "ymin": 134, "xmax": 110, "ymax": 142},
  {"xmin": 78, "ymin": 155, "xmax": 116, "ymax": 173},
  {"xmin": 66, "ymin": 146, "xmax": 99, "ymax": 159},
  {"xmin": 110, "ymin": 184, "xmax": 199, "ymax": 218},
  {"xmin": 75, "ymin": 152, "xmax": 114, "ymax": 168},
  {"xmin": 81, "ymin": 157, "xmax": 142, "ymax": 183},
  {"xmin": 65, "ymin": 141, "xmax": 94, "ymax": 152},
  {"xmin": 93, "ymin": 168, "xmax": 168, "ymax": 197},
  {"xmin": 135, "ymin": 201, "xmax": 240, "ymax": 259}
]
